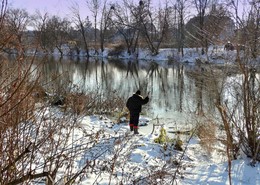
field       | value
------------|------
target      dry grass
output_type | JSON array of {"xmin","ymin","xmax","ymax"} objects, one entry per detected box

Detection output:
[
  {"xmin": 64, "ymin": 92, "xmax": 93, "ymax": 114},
  {"xmin": 196, "ymin": 119, "xmax": 217, "ymax": 155}
]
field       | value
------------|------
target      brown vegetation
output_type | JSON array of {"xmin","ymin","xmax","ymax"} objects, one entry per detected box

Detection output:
[{"xmin": 196, "ymin": 119, "xmax": 217, "ymax": 155}]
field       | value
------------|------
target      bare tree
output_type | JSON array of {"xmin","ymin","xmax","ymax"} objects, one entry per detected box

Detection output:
[
  {"xmin": 0, "ymin": 0, "xmax": 8, "ymax": 50},
  {"xmin": 245, "ymin": 1, "xmax": 259, "ymax": 58},
  {"xmin": 71, "ymin": 3, "xmax": 91, "ymax": 57},
  {"xmin": 205, "ymin": 4, "xmax": 232, "ymax": 44},
  {"xmin": 0, "ymin": 0, "xmax": 7, "ymax": 25},
  {"xmin": 46, "ymin": 15, "xmax": 71, "ymax": 56},
  {"xmin": 193, "ymin": 0, "xmax": 210, "ymax": 54},
  {"xmin": 4, "ymin": 8, "xmax": 29, "ymax": 55},
  {"xmin": 110, "ymin": 1, "xmax": 140, "ymax": 56},
  {"xmin": 173, "ymin": 0, "xmax": 188, "ymax": 56},
  {"xmin": 227, "ymin": 0, "xmax": 259, "ymax": 57},
  {"xmin": 118, "ymin": 0, "xmax": 170, "ymax": 56},
  {"xmin": 86, "ymin": 0, "xmax": 101, "ymax": 53},
  {"xmin": 99, "ymin": 0, "xmax": 114, "ymax": 53},
  {"xmin": 135, "ymin": 0, "xmax": 170, "ymax": 55},
  {"xmin": 31, "ymin": 10, "xmax": 49, "ymax": 52},
  {"xmin": 152, "ymin": 1, "xmax": 171, "ymax": 54}
]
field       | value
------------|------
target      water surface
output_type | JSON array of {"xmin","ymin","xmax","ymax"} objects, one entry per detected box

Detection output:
[{"xmin": 35, "ymin": 56, "xmax": 222, "ymax": 122}]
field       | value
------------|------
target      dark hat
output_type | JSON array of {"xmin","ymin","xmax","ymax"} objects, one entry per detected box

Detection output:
[{"xmin": 135, "ymin": 90, "xmax": 141, "ymax": 95}]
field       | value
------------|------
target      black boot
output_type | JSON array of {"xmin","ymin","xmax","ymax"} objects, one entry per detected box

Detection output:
[
  {"xmin": 134, "ymin": 128, "xmax": 139, "ymax": 134},
  {"xmin": 130, "ymin": 126, "xmax": 133, "ymax": 131}
]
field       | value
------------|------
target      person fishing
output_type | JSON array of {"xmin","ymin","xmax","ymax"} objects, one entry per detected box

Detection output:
[{"xmin": 126, "ymin": 90, "xmax": 149, "ymax": 134}]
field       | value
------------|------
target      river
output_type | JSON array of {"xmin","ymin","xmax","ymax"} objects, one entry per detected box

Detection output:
[{"xmin": 33, "ymin": 55, "xmax": 227, "ymax": 123}]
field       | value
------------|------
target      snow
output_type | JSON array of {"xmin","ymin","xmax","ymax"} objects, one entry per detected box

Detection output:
[
  {"xmin": 29, "ymin": 44, "xmax": 242, "ymax": 64},
  {"xmin": 63, "ymin": 114, "xmax": 259, "ymax": 185},
  {"xmin": 184, "ymin": 159, "xmax": 260, "ymax": 185}
]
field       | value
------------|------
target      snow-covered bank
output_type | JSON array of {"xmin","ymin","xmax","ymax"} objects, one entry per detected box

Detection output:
[
  {"xmin": 27, "ymin": 45, "xmax": 248, "ymax": 64},
  {"xmin": 67, "ymin": 114, "xmax": 259, "ymax": 184}
]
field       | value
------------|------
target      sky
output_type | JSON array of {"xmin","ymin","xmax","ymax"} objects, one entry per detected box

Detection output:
[
  {"xmin": 10, "ymin": 0, "xmax": 87, "ymax": 17},
  {"xmin": 10, "ymin": 0, "xmax": 161, "ymax": 18},
  {"xmin": 10, "ymin": 0, "xmax": 249, "ymax": 23}
]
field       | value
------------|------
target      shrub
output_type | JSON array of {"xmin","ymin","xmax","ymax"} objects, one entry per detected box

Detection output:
[{"xmin": 196, "ymin": 119, "xmax": 217, "ymax": 155}]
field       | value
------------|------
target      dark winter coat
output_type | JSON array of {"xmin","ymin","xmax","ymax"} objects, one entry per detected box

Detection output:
[{"xmin": 126, "ymin": 93, "xmax": 149, "ymax": 114}]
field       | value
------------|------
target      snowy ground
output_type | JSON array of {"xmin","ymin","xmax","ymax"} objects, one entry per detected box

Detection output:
[
  {"xmin": 69, "ymin": 115, "xmax": 259, "ymax": 185},
  {"xmin": 27, "ymin": 45, "xmax": 260, "ymax": 184}
]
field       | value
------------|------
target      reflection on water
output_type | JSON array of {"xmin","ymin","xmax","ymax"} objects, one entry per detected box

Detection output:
[{"xmin": 35, "ymin": 56, "xmax": 219, "ymax": 119}]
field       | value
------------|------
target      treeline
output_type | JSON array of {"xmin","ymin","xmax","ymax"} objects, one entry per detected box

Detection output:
[{"xmin": 1, "ymin": 0, "xmax": 260, "ymax": 58}]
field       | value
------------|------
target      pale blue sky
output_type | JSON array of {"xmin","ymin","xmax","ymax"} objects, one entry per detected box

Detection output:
[
  {"xmin": 10, "ymin": 0, "xmax": 86, "ymax": 17},
  {"xmin": 10, "ymin": 0, "xmax": 248, "ymax": 19},
  {"xmin": 10, "ymin": 0, "xmax": 161, "ymax": 18}
]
